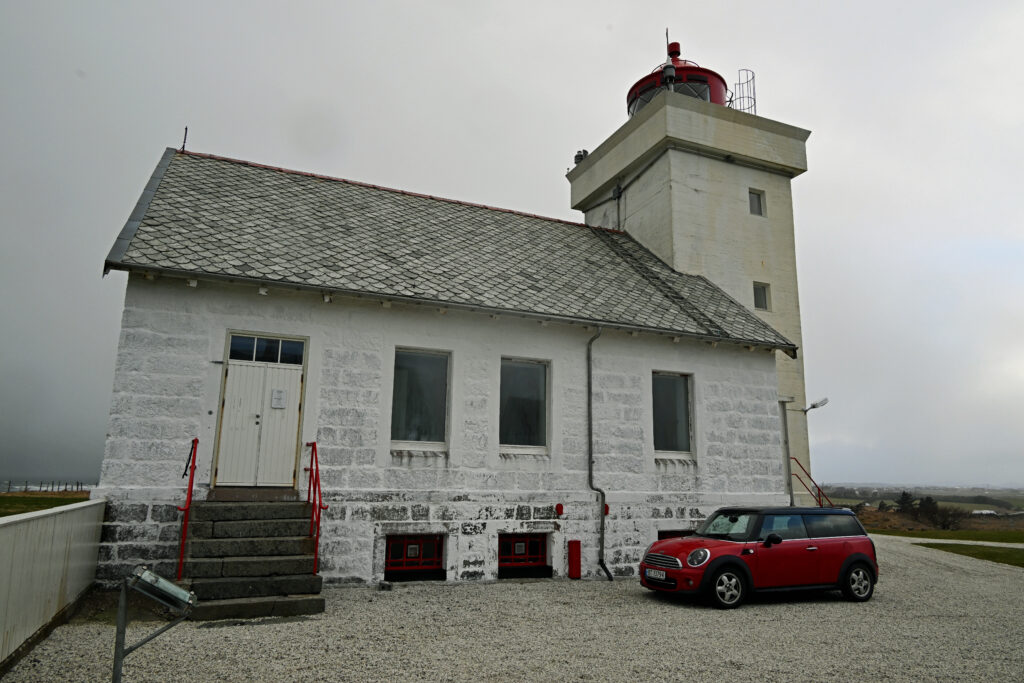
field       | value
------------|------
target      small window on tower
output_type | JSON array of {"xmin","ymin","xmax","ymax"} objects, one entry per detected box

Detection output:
[
  {"xmin": 753, "ymin": 282, "xmax": 771, "ymax": 311},
  {"xmin": 749, "ymin": 189, "xmax": 765, "ymax": 216}
]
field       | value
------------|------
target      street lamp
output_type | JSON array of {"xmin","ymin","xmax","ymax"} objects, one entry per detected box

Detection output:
[{"xmin": 802, "ymin": 397, "xmax": 829, "ymax": 414}]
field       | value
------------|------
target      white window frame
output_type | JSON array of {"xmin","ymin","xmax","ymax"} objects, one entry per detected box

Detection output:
[
  {"xmin": 390, "ymin": 347, "xmax": 451, "ymax": 451},
  {"xmin": 749, "ymin": 188, "xmax": 766, "ymax": 216},
  {"xmin": 652, "ymin": 371, "xmax": 693, "ymax": 456},
  {"xmin": 753, "ymin": 282, "xmax": 771, "ymax": 311},
  {"xmin": 498, "ymin": 357, "xmax": 550, "ymax": 455}
]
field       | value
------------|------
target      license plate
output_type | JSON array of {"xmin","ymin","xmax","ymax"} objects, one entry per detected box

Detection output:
[{"xmin": 646, "ymin": 568, "xmax": 666, "ymax": 580}]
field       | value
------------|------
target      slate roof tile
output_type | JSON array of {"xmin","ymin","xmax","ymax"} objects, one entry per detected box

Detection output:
[{"xmin": 105, "ymin": 149, "xmax": 795, "ymax": 354}]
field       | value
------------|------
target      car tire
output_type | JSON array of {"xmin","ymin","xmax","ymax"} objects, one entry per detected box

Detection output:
[
  {"xmin": 708, "ymin": 567, "xmax": 746, "ymax": 609},
  {"xmin": 841, "ymin": 563, "xmax": 874, "ymax": 602}
]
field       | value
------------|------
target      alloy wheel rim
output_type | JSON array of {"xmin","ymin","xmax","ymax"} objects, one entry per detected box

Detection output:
[
  {"xmin": 716, "ymin": 573, "xmax": 741, "ymax": 604},
  {"xmin": 850, "ymin": 568, "xmax": 871, "ymax": 597}
]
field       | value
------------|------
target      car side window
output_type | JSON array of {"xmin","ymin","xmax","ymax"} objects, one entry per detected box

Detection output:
[
  {"xmin": 759, "ymin": 514, "xmax": 808, "ymax": 540},
  {"xmin": 805, "ymin": 514, "xmax": 865, "ymax": 538}
]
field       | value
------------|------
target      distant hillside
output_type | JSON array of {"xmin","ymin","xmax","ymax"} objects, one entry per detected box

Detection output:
[{"xmin": 823, "ymin": 485, "xmax": 1024, "ymax": 513}]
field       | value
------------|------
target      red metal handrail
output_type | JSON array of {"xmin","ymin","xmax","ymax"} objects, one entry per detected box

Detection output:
[
  {"xmin": 790, "ymin": 456, "xmax": 833, "ymax": 507},
  {"xmin": 304, "ymin": 441, "xmax": 328, "ymax": 574},
  {"xmin": 176, "ymin": 438, "xmax": 199, "ymax": 580}
]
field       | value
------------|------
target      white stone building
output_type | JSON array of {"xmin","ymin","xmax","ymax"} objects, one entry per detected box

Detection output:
[{"xmin": 95, "ymin": 44, "xmax": 813, "ymax": 586}]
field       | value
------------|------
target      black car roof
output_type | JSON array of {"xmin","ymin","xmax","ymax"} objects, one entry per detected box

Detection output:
[{"xmin": 712, "ymin": 507, "xmax": 855, "ymax": 516}]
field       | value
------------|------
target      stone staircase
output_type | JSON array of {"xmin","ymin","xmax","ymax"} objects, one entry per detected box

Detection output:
[{"xmin": 182, "ymin": 501, "xmax": 325, "ymax": 620}]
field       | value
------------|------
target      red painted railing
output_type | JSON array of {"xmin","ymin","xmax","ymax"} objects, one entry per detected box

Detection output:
[
  {"xmin": 790, "ymin": 456, "xmax": 834, "ymax": 508},
  {"xmin": 304, "ymin": 441, "xmax": 328, "ymax": 574},
  {"xmin": 176, "ymin": 438, "xmax": 199, "ymax": 580}
]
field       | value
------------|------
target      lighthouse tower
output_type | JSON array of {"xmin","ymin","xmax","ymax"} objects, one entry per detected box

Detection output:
[{"xmin": 567, "ymin": 42, "xmax": 813, "ymax": 503}]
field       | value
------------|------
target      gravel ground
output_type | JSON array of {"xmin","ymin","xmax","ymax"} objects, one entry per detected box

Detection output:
[{"xmin": 6, "ymin": 536, "xmax": 1024, "ymax": 682}]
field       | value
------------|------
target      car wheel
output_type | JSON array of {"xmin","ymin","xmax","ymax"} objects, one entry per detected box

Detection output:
[
  {"xmin": 841, "ymin": 563, "xmax": 874, "ymax": 602},
  {"xmin": 709, "ymin": 568, "xmax": 746, "ymax": 609}
]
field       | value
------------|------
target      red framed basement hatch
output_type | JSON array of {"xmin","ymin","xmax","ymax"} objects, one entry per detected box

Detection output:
[
  {"xmin": 498, "ymin": 533, "xmax": 552, "ymax": 579},
  {"xmin": 385, "ymin": 534, "xmax": 446, "ymax": 582}
]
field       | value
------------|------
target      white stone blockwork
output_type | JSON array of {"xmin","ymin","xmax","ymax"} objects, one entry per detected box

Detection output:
[{"xmin": 97, "ymin": 275, "xmax": 787, "ymax": 583}]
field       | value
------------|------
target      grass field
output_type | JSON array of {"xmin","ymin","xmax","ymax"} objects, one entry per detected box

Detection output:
[
  {"xmin": 0, "ymin": 492, "xmax": 91, "ymax": 517},
  {"xmin": 869, "ymin": 528, "xmax": 1024, "ymax": 543},
  {"xmin": 918, "ymin": 543, "xmax": 1024, "ymax": 569},
  {"xmin": 831, "ymin": 496, "xmax": 1014, "ymax": 513}
]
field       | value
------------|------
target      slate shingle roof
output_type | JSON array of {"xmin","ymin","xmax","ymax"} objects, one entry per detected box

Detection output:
[{"xmin": 105, "ymin": 148, "xmax": 796, "ymax": 355}]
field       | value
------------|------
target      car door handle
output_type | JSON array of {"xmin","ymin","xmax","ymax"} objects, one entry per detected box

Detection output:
[{"xmin": 805, "ymin": 546, "xmax": 818, "ymax": 551}]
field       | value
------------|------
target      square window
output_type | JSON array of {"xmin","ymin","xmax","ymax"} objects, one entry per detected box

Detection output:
[
  {"xmin": 228, "ymin": 335, "xmax": 255, "ymax": 361},
  {"xmin": 753, "ymin": 282, "xmax": 771, "ymax": 311},
  {"xmin": 279, "ymin": 339, "xmax": 305, "ymax": 365},
  {"xmin": 749, "ymin": 189, "xmax": 765, "ymax": 216},
  {"xmin": 652, "ymin": 372, "xmax": 691, "ymax": 452},
  {"xmin": 254, "ymin": 337, "xmax": 280, "ymax": 363},
  {"xmin": 391, "ymin": 350, "xmax": 449, "ymax": 442},
  {"xmin": 499, "ymin": 359, "xmax": 548, "ymax": 447}
]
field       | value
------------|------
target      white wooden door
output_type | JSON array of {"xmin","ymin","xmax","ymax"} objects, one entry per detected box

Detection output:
[{"xmin": 217, "ymin": 360, "xmax": 303, "ymax": 487}]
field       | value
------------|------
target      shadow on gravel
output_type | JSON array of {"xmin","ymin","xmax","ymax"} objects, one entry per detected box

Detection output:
[{"xmin": 640, "ymin": 587, "xmax": 849, "ymax": 610}]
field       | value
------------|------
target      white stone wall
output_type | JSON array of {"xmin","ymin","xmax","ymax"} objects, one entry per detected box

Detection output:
[
  {"xmin": 97, "ymin": 275, "xmax": 786, "ymax": 583},
  {"xmin": 569, "ymin": 91, "xmax": 814, "ymax": 502}
]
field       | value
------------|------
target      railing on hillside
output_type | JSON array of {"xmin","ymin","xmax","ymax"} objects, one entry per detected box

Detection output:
[
  {"xmin": 790, "ymin": 456, "xmax": 834, "ymax": 507},
  {"xmin": 305, "ymin": 441, "xmax": 328, "ymax": 574},
  {"xmin": 176, "ymin": 438, "xmax": 199, "ymax": 580}
]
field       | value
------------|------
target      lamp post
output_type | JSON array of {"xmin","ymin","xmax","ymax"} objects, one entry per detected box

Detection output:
[{"xmin": 780, "ymin": 397, "xmax": 829, "ymax": 506}]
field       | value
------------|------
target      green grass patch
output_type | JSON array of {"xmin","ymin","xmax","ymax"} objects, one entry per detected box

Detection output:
[
  {"xmin": 869, "ymin": 528, "xmax": 1024, "ymax": 543},
  {"xmin": 0, "ymin": 496, "xmax": 87, "ymax": 517},
  {"xmin": 917, "ymin": 543, "xmax": 1024, "ymax": 569}
]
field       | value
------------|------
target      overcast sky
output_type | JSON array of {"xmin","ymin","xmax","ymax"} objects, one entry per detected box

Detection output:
[{"xmin": 1, "ymin": 1, "xmax": 1022, "ymax": 488}]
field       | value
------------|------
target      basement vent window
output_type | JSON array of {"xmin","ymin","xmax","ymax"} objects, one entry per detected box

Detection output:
[
  {"xmin": 753, "ymin": 282, "xmax": 771, "ymax": 311},
  {"xmin": 384, "ymin": 534, "xmax": 446, "ymax": 582},
  {"xmin": 749, "ymin": 189, "xmax": 766, "ymax": 216},
  {"xmin": 498, "ymin": 533, "xmax": 552, "ymax": 579}
]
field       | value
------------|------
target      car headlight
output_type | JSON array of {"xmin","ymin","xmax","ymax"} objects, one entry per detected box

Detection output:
[{"xmin": 686, "ymin": 548, "xmax": 710, "ymax": 567}]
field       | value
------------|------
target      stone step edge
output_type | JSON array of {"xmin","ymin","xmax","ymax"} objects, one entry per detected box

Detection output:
[
  {"xmin": 188, "ymin": 594, "xmax": 326, "ymax": 621},
  {"xmin": 189, "ymin": 573, "xmax": 322, "ymax": 587}
]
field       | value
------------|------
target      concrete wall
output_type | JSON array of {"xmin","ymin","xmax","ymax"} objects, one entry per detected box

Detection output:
[
  {"xmin": 96, "ymin": 276, "xmax": 787, "ymax": 583},
  {"xmin": 568, "ymin": 90, "xmax": 814, "ymax": 500},
  {"xmin": 0, "ymin": 500, "xmax": 105, "ymax": 664}
]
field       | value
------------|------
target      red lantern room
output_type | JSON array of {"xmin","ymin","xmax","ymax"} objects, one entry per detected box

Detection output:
[{"xmin": 626, "ymin": 42, "xmax": 729, "ymax": 117}]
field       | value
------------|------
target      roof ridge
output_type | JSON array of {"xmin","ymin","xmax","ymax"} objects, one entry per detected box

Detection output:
[{"xmin": 177, "ymin": 148, "xmax": 624, "ymax": 235}]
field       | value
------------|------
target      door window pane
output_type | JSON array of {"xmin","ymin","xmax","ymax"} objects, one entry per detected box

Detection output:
[
  {"xmin": 391, "ymin": 350, "xmax": 449, "ymax": 442},
  {"xmin": 254, "ymin": 337, "xmax": 280, "ymax": 363},
  {"xmin": 652, "ymin": 373, "xmax": 691, "ymax": 452},
  {"xmin": 229, "ymin": 335, "xmax": 256, "ymax": 361},
  {"xmin": 279, "ymin": 340, "xmax": 305, "ymax": 365},
  {"xmin": 760, "ymin": 514, "xmax": 809, "ymax": 540},
  {"xmin": 500, "ymin": 359, "xmax": 547, "ymax": 446}
]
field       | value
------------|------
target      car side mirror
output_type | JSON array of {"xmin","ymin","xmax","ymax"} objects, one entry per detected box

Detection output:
[{"xmin": 764, "ymin": 533, "xmax": 783, "ymax": 547}]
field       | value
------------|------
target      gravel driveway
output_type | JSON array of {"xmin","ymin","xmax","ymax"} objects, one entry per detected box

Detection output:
[{"xmin": 6, "ymin": 536, "xmax": 1023, "ymax": 682}]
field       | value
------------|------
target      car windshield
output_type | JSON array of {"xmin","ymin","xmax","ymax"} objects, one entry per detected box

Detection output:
[{"xmin": 695, "ymin": 511, "xmax": 757, "ymax": 541}]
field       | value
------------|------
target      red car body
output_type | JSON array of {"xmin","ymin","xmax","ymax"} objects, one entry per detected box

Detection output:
[{"xmin": 639, "ymin": 507, "xmax": 879, "ymax": 608}]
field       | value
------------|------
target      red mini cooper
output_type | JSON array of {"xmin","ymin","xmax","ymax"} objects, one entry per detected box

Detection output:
[{"xmin": 639, "ymin": 507, "xmax": 878, "ymax": 608}]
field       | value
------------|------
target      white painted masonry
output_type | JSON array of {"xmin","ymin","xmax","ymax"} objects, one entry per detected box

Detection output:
[
  {"xmin": 567, "ymin": 89, "xmax": 814, "ymax": 501},
  {"xmin": 96, "ymin": 275, "xmax": 787, "ymax": 583}
]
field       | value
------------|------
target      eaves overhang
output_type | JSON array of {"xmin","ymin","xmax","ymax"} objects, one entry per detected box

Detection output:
[
  {"xmin": 107, "ymin": 263, "xmax": 799, "ymax": 359},
  {"xmin": 103, "ymin": 147, "xmax": 177, "ymax": 276}
]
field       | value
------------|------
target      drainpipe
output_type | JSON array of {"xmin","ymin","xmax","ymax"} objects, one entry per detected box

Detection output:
[
  {"xmin": 586, "ymin": 327, "xmax": 613, "ymax": 581},
  {"xmin": 779, "ymin": 398, "xmax": 795, "ymax": 506}
]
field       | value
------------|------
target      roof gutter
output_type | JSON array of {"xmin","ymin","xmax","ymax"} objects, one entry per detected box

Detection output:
[{"xmin": 586, "ymin": 327, "xmax": 613, "ymax": 581}]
